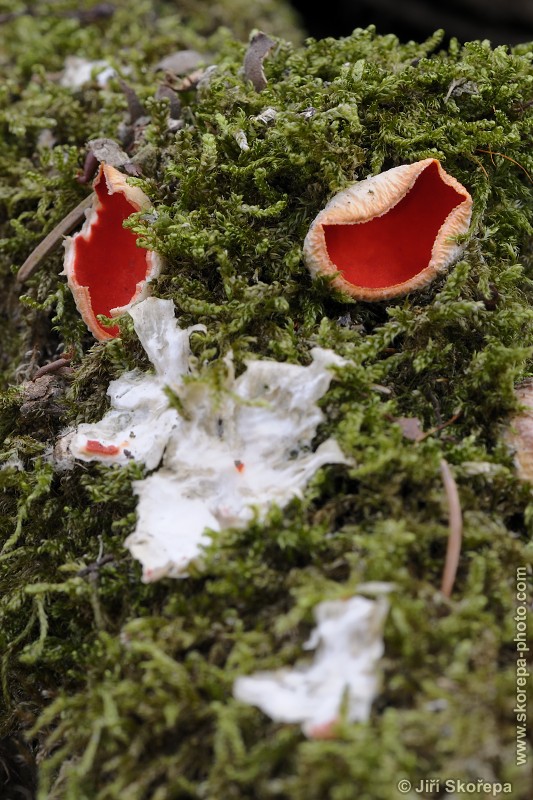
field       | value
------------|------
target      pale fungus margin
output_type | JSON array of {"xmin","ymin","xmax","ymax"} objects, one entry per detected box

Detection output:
[{"xmin": 304, "ymin": 158, "xmax": 472, "ymax": 301}]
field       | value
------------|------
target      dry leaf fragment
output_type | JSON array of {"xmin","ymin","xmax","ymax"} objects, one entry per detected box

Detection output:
[
  {"xmin": 155, "ymin": 50, "xmax": 205, "ymax": 75},
  {"xmin": 119, "ymin": 79, "xmax": 146, "ymax": 124},
  {"xmin": 445, "ymin": 78, "xmax": 479, "ymax": 102},
  {"xmin": 396, "ymin": 416, "xmax": 425, "ymax": 442},
  {"xmin": 178, "ymin": 68, "xmax": 209, "ymax": 92},
  {"xmin": 86, "ymin": 138, "xmax": 131, "ymax": 168},
  {"xmin": 254, "ymin": 107, "xmax": 278, "ymax": 124},
  {"xmin": 243, "ymin": 31, "xmax": 275, "ymax": 92}
]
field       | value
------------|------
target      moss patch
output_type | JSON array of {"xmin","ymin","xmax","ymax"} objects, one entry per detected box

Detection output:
[{"xmin": 1, "ymin": 3, "xmax": 532, "ymax": 798}]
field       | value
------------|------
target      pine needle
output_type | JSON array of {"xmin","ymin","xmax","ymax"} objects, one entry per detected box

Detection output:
[{"xmin": 440, "ymin": 458, "xmax": 463, "ymax": 598}]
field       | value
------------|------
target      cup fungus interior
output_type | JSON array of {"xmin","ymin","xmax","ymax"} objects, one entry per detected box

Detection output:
[
  {"xmin": 323, "ymin": 161, "xmax": 467, "ymax": 290},
  {"xmin": 72, "ymin": 177, "xmax": 149, "ymax": 337}
]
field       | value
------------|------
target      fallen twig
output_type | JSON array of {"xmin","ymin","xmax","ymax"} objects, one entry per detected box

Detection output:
[
  {"xmin": 32, "ymin": 359, "xmax": 72, "ymax": 380},
  {"xmin": 476, "ymin": 148, "xmax": 532, "ymax": 183},
  {"xmin": 77, "ymin": 553, "xmax": 116, "ymax": 578},
  {"xmin": 440, "ymin": 458, "xmax": 463, "ymax": 598},
  {"xmin": 32, "ymin": 348, "xmax": 74, "ymax": 380},
  {"xmin": 16, "ymin": 194, "xmax": 94, "ymax": 284},
  {"xmin": 419, "ymin": 410, "xmax": 462, "ymax": 441}
]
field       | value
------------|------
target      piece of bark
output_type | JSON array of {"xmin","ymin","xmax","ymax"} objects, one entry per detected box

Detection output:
[{"xmin": 243, "ymin": 32, "xmax": 275, "ymax": 92}]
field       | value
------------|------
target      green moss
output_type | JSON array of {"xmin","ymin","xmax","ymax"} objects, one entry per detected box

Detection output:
[{"xmin": 0, "ymin": 3, "xmax": 532, "ymax": 798}]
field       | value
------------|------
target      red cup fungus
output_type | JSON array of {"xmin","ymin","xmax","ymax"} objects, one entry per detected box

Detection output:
[
  {"xmin": 303, "ymin": 158, "xmax": 472, "ymax": 301},
  {"xmin": 63, "ymin": 163, "xmax": 162, "ymax": 340}
]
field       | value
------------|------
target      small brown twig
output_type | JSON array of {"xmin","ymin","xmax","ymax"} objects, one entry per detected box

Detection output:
[
  {"xmin": 418, "ymin": 410, "xmax": 462, "ymax": 442},
  {"xmin": 511, "ymin": 98, "xmax": 533, "ymax": 113},
  {"xmin": 32, "ymin": 348, "xmax": 75, "ymax": 380},
  {"xmin": 16, "ymin": 194, "xmax": 94, "ymax": 284},
  {"xmin": 77, "ymin": 553, "xmax": 116, "ymax": 578},
  {"xmin": 440, "ymin": 458, "xmax": 463, "ymax": 598},
  {"xmin": 32, "ymin": 359, "xmax": 71, "ymax": 380},
  {"xmin": 466, "ymin": 153, "xmax": 489, "ymax": 180},
  {"xmin": 476, "ymin": 148, "xmax": 532, "ymax": 183}
]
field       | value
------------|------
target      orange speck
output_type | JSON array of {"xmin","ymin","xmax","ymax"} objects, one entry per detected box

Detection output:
[
  {"xmin": 234, "ymin": 460, "xmax": 245, "ymax": 473},
  {"xmin": 308, "ymin": 719, "xmax": 338, "ymax": 739},
  {"xmin": 85, "ymin": 440, "xmax": 120, "ymax": 456}
]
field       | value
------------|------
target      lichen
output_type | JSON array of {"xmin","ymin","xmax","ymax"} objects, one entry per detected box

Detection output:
[{"xmin": 0, "ymin": 2, "xmax": 532, "ymax": 798}]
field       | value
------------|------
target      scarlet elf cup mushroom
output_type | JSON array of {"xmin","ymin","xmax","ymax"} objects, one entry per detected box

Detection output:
[
  {"xmin": 303, "ymin": 158, "xmax": 472, "ymax": 301},
  {"xmin": 63, "ymin": 163, "xmax": 162, "ymax": 339}
]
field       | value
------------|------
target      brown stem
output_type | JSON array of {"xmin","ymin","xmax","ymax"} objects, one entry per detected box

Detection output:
[
  {"xmin": 476, "ymin": 149, "xmax": 532, "ymax": 183},
  {"xmin": 32, "ymin": 358, "xmax": 72, "ymax": 380},
  {"xmin": 440, "ymin": 458, "xmax": 463, "ymax": 598},
  {"xmin": 16, "ymin": 194, "xmax": 95, "ymax": 284},
  {"xmin": 419, "ymin": 410, "xmax": 462, "ymax": 441}
]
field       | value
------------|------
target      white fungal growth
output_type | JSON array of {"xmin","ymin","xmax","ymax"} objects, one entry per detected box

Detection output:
[
  {"xmin": 65, "ymin": 298, "xmax": 204, "ymax": 471},
  {"xmin": 233, "ymin": 593, "xmax": 390, "ymax": 737},
  {"xmin": 61, "ymin": 298, "xmax": 350, "ymax": 581}
]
